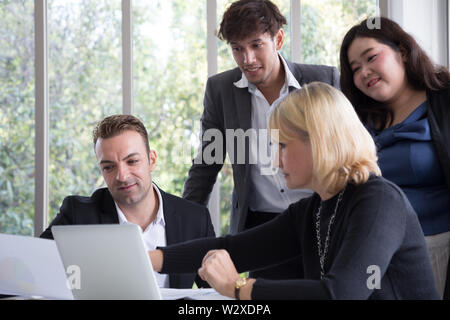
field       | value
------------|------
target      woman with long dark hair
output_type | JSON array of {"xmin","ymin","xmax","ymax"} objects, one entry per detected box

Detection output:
[{"xmin": 340, "ymin": 17, "xmax": 450, "ymax": 299}]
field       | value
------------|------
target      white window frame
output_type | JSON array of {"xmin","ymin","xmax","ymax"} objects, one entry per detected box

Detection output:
[{"xmin": 34, "ymin": 0, "xmax": 49, "ymax": 237}]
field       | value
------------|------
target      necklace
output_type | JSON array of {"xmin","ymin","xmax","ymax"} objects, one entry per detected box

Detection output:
[{"xmin": 315, "ymin": 187, "xmax": 346, "ymax": 279}]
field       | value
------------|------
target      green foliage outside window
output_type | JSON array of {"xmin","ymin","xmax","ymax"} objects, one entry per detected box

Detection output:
[{"xmin": 0, "ymin": 0, "xmax": 376, "ymax": 236}]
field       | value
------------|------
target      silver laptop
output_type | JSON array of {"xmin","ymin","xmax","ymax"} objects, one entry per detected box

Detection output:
[
  {"xmin": 0, "ymin": 233, "xmax": 73, "ymax": 300},
  {"xmin": 52, "ymin": 224, "xmax": 162, "ymax": 300}
]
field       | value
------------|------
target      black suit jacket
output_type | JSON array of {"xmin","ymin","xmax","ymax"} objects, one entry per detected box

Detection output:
[{"xmin": 40, "ymin": 187, "xmax": 216, "ymax": 289}]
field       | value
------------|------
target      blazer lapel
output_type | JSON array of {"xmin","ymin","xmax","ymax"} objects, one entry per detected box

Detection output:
[
  {"xmin": 159, "ymin": 187, "xmax": 183, "ymax": 288},
  {"xmin": 232, "ymin": 83, "xmax": 252, "ymax": 132},
  {"xmin": 232, "ymin": 85, "xmax": 252, "ymax": 207},
  {"xmin": 161, "ymin": 192, "xmax": 180, "ymax": 245},
  {"xmin": 285, "ymin": 59, "xmax": 304, "ymax": 90},
  {"xmin": 99, "ymin": 189, "xmax": 119, "ymax": 224}
]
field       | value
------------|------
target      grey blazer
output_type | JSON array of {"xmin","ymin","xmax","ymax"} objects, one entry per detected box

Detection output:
[{"xmin": 183, "ymin": 59, "xmax": 340, "ymax": 234}]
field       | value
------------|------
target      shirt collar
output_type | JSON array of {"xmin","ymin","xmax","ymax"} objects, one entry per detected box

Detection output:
[
  {"xmin": 233, "ymin": 53, "xmax": 301, "ymax": 91},
  {"xmin": 115, "ymin": 183, "xmax": 165, "ymax": 228}
]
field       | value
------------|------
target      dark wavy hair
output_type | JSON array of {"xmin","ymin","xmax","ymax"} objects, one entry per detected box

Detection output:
[
  {"xmin": 340, "ymin": 17, "xmax": 450, "ymax": 129},
  {"xmin": 218, "ymin": 0, "xmax": 286, "ymax": 42}
]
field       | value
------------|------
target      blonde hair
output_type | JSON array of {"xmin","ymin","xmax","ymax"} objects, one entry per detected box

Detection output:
[{"xmin": 268, "ymin": 82, "xmax": 381, "ymax": 194}]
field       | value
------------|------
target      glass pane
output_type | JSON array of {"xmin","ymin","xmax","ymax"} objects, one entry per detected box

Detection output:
[
  {"xmin": 133, "ymin": 0, "xmax": 207, "ymax": 196},
  {"xmin": 0, "ymin": 0, "xmax": 35, "ymax": 235},
  {"xmin": 48, "ymin": 0, "xmax": 122, "ymax": 223},
  {"xmin": 300, "ymin": 0, "xmax": 378, "ymax": 67}
]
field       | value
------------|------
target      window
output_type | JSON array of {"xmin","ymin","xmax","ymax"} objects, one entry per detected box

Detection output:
[
  {"xmin": 47, "ymin": 0, "xmax": 122, "ymax": 223},
  {"xmin": 133, "ymin": 0, "xmax": 207, "ymax": 196},
  {"xmin": 0, "ymin": 0, "xmax": 35, "ymax": 235},
  {"xmin": 300, "ymin": 0, "xmax": 378, "ymax": 66},
  {"xmin": 0, "ymin": 0, "xmax": 380, "ymax": 236}
]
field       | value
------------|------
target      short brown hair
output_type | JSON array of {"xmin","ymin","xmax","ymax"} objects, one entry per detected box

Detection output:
[
  {"xmin": 218, "ymin": 0, "xmax": 286, "ymax": 42},
  {"xmin": 93, "ymin": 114, "xmax": 150, "ymax": 153}
]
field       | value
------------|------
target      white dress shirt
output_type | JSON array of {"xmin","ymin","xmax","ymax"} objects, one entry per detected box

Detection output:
[
  {"xmin": 233, "ymin": 54, "xmax": 313, "ymax": 213},
  {"xmin": 115, "ymin": 183, "xmax": 169, "ymax": 288}
]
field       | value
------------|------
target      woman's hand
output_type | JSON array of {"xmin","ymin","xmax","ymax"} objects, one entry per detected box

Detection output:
[
  {"xmin": 149, "ymin": 249, "xmax": 163, "ymax": 272},
  {"xmin": 197, "ymin": 249, "xmax": 254, "ymax": 299}
]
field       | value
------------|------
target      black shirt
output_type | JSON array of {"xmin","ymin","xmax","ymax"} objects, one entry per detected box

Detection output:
[{"xmin": 160, "ymin": 176, "xmax": 439, "ymax": 299}]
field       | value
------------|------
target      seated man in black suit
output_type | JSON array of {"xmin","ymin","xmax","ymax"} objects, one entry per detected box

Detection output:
[{"xmin": 41, "ymin": 114, "xmax": 215, "ymax": 289}]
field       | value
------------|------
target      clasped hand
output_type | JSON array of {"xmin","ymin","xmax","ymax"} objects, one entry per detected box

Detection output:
[{"xmin": 197, "ymin": 249, "xmax": 241, "ymax": 298}]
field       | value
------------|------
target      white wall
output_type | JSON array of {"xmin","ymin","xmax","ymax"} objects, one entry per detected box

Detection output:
[{"xmin": 380, "ymin": 0, "xmax": 448, "ymax": 67}]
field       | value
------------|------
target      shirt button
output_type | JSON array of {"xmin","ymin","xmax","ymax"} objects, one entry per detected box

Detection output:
[{"xmin": 281, "ymin": 189, "xmax": 284, "ymax": 193}]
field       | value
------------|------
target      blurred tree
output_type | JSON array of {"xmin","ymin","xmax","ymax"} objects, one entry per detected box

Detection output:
[
  {"xmin": 0, "ymin": 0, "xmax": 35, "ymax": 235},
  {"xmin": 301, "ymin": 0, "xmax": 377, "ymax": 67},
  {"xmin": 133, "ymin": 0, "xmax": 207, "ymax": 197},
  {"xmin": 47, "ymin": 0, "xmax": 122, "ymax": 224}
]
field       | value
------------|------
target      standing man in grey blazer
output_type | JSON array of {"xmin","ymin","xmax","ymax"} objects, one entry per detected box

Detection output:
[{"xmin": 183, "ymin": 0, "xmax": 339, "ymax": 280}]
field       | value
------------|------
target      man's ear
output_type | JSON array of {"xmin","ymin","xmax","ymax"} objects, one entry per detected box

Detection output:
[
  {"xmin": 275, "ymin": 28, "xmax": 285, "ymax": 51},
  {"xmin": 148, "ymin": 150, "xmax": 157, "ymax": 172}
]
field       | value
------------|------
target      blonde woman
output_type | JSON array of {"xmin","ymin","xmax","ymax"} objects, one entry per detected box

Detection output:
[{"xmin": 149, "ymin": 82, "xmax": 438, "ymax": 299}]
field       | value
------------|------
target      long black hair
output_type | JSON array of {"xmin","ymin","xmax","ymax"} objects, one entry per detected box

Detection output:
[{"xmin": 340, "ymin": 17, "xmax": 450, "ymax": 129}]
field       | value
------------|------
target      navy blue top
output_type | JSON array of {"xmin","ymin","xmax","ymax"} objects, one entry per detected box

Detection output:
[{"xmin": 368, "ymin": 101, "xmax": 450, "ymax": 236}]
